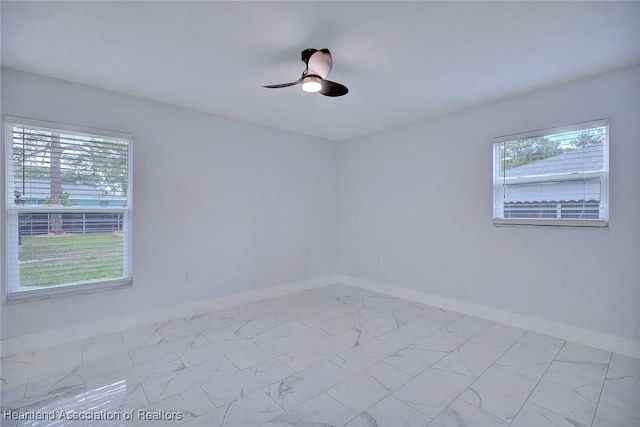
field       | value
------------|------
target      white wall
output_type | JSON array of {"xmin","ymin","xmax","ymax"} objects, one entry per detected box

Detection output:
[
  {"xmin": 2, "ymin": 65, "xmax": 638, "ymax": 349},
  {"xmin": 1, "ymin": 68, "xmax": 339, "ymax": 340},
  {"xmin": 339, "ymin": 65, "xmax": 640, "ymax": 342}
]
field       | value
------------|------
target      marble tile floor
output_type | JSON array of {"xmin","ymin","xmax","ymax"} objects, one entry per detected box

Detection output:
[{"xmin": 1, "ymin": 284, "xmax": 638, "ymax": 427}]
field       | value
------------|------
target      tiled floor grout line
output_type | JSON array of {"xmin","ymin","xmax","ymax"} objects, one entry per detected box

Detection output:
[
  {"xmin": 422, "ymin": 329, "xmax": 526, "ymax": 425},
  {"xmin": 197, "ymin": 383, "xmax": 221, "ymax": 411},
  {"xmin": 126, "ymin": 351, "xmax": 135, "ymax": 368},
  {"xmin": 504, "ymin": 340, "xmax": 568, "ymax": 426},
  {"xmin": 322, "ymin": 362, "xmax": 398, "ymax": 425},
  {"xmin": 223, "ymin": 354, "xmax": 242, "ymax": 371},
  {"xmin": 321, "ymin": 391, "xmax": 360, "ymax": 426},
  {"xmin": 239, "ymin": 316, "xmax": 416, "ymax": 423},
  {"xmin": 589, "ymin": 351, "xmax": 613, "ymax": 427},
  {"xmin": 326, "ymin": 316, "xmax": 507, "ymax": 424},
  {"xmin": 382, "ymin": 314, "xmax": 493, "ymax": 381},
  {"xmin": 138, "ymin": 379, "xmax": 152, "ymax": 410}
]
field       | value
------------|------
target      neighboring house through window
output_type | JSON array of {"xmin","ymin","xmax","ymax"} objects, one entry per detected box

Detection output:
[
  {"xmin": 4, "ymin": 116, "xmax": 132, "ymax": 301},
  {"xmin": 493, "ymin": 119, "xmax": 609, "ymax": 227}
]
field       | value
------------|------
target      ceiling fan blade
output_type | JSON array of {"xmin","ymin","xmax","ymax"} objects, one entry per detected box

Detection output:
[
  {"xmin": 263, "ymin": 79, "xmax": 301, "ymax": 89},
  {"xmin": 301, "ymin": 48, "xmax": 318, "ymax": 67},
  {"xmin": 264, "ymin": 49, "xmax": 347, "ymax": 96},
  {"xmin": 307, "ymin": 48, "xmax": 333, "ymax": 79},
  {"xmin": 320, "ymin": 80, "xmax": 348, "ymax": 97}
]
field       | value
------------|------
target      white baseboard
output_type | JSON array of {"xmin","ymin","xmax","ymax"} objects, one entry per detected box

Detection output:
[
  {"xmin": 3, "ymin": 274, "xmax": 639, "ymax": 359},
  {"xmin": 1, "ymin": 276, "xmax": 339, "ymax": 357},
  {"xmin": 337, "ymin": 275, "xmax": 640, "ymax": 359}
]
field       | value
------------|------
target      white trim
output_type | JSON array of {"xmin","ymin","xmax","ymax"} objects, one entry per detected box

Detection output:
[
  {"xmin": 3, "ymin": 274, "xmax": 638, "ymax": 359},
  {"xmin": 4, "ymin": 115, "xmax": 132, "ymax": 141},
  {"xmin": 493, "ymin": 218, "xmax": 608, "ymax": 228},
  {"xmin": 0, "ymin": 276, "xmax": 339, "ymax": 357},
  {"xmin": 7, "ymin": 278, "xmax": 132, "ymax": 303},
  {"xmin": 337, "ymin": 275, "xmax": 640, "ymax": 359},
  {"xmin": 7, "ymin": 206, "xmax": 130, "ymax": 213},
  {"xmin": 494, "ymin": 118, "xmax": 610, "ymax": 143}
]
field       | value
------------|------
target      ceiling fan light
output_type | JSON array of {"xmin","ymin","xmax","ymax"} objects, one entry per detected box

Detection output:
[{"xmin": 301, "ymin": 75, "xmax": 322, "ymax": 93}]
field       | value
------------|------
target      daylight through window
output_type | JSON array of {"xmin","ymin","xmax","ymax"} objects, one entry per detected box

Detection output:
[
  {"xmin": 4, "ymin": 117, "xmax": 133, "ymax": 301},
  {"xmin": 493, "ymin": 119, "xmax": 608, "ymax": 227}
]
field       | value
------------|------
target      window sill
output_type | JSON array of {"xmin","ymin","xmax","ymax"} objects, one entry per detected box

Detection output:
[
  {"xmin": 493, "ymin": 218, "xmax": 608, "ymax": 228},
  {"xmin": 6, "ymin": 279, "xmax": 132, "ymax": 303}
]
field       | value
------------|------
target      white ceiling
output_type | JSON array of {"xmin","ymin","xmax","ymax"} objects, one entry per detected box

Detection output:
[{"xmin": 2, "ymin": 1, "xmax": 639, "ymax": 141}]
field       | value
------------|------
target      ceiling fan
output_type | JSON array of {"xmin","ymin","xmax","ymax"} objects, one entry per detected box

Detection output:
[{"xmin": 263, "ymin": 48, "xmax": 348, "ymax": 97}]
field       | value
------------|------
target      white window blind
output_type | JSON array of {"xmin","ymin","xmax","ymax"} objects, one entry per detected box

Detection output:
[
  {"xmin": 4, "ymin": 116, "xmax": 133, "ymax": 301},
  {"xmin": 493, "ymin": 119, "xmax": 608, "ymax": 227}
]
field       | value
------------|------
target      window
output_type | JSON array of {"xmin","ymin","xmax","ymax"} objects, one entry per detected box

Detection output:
[
  {"xmin": 493, "ymin": 119, "xmax": 608, "ymax": 227},
  {"xmin": 4, "ymin": 117, "xmax": 132, "ymax": 301}
]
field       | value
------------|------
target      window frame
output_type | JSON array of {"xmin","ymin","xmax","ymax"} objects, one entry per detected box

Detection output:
[
  {"xmin": 4, "ymin": 116, "xmax": 133, "ymax": 302},
  {"xmin": 492, "ymin": 119, "xmax": 609, "ymax": 228}
]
